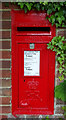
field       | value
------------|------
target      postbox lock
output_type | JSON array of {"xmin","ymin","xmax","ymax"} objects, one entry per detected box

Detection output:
[
  {"xmin": 30, "ymin": 43, "xmax": 35, "ymax": 49},
  {"xmin": 24, "ymin": 80, "xmax": 25, "ymax": 82}
]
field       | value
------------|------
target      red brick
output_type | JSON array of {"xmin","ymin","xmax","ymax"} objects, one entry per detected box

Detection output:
[
  {"xmin": 56, "ymin": 99, "xmax": 66, "ymax": 105},
  {"xmin": 57, "ymin": 29, "xmax": 66, "ymax": 39},
  {"xmin": 0, "ymin": 88, "xmax": 11, "ymax": 96},
  {"xmin": 0, "ymin": 11, "xmax": 2, "ymax": 19},
  {"xmin": 0, "ymin": 61, "xmax": 2, "ymax": 68},
  {"xmin": 55, "ymin": 106, "xmax": 64, "ymax": 114},
  {"xmin": 0, "ymin": 51, "xmax": 2, "ymax": 59},
  {"xmin": 2, "ymin": 2, "xmax": 20, "ymax": 9},
  {"xmin": 0, "ymin": 51, "xmax": 11, "ymax": 59},
  {"xmin": 0, "ymin": 21, "xmax": 11, "ymax": 29},
  {"xmin": 0, "ymin": 106, "xmax": 11, "ymax": 113},
  {"xmin": 57, "ymin": 64, "xmax": 60, "ymax": 69},
  {"xmin": 0, "ymin": 31, "xmax": 2, "ymax": 39},
  {"xmin": 0, "ymin": 21, "xmax": 2, "ymax": 30},
  {"xmin": 54, "ymin": 116, "xmax": 64, "ymax": 119},
  {"xmin": 0, "ymin": 70, "xmax": 2, "ymax": 78},
  {"xmin": 0, "ymin": 31, "xmax": 10, "ymax": 39},
  {"xmin": 56, "ymin": 71, "xmax": 60, "ymax": 78},
  {"xmin": 2, "ymin": 11, "xmax": 11, "ymax": 19},
  {"xmin": 0, "ymin": 41, "xmax": 10, "ymax": 49},
  {"xmin": 2, "ymin": 70, "xmax": 11, "ymax": 78},
  {"xmin": 0, "ymin": 115, "xmax": 8, "ymax": 119},
  {"xmin": 0, "ymin": 115, "xmax": 2, "ymax": 120},
  {"xmin": 0, "ymin": 41, "xmax": 2, "ymax": 49},
  {"xmin": 0, "ymin": 61, "xmax": 10, "ymax": 68},
  {"xmin": 0, "ymin": 114, "xmax": 15, "ymax": 119},
  {"xmin": 0, "ymin": 97, "xmax": 11, "ymax": 105},
  {"xmin": 0, "ymin": 79, "xmax": 11, "ymax": 87},
  {"xmin": 0, "ymin": 70, "xmax": 11, "ymax": 78},
  {"xmin": 0, "ymin": 25, "xmax": 2, "ymax": 35},
  {"xmin": 0, "ymin": 2, "xmax": 2, "ymax": 9},
  {"xmin": 2, "ymin": 51, "xmax": 11, "ymax": 59}
]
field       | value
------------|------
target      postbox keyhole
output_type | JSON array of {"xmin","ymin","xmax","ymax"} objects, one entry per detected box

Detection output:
[{"xmin": 24, "ymin": 80, "xmax": 25, "ymax": 82}]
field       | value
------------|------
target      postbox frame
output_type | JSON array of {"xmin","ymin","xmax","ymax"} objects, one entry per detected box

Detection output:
[{"xmin": 11, "ymin": 10, "xmax": 55, "ymax": 116}]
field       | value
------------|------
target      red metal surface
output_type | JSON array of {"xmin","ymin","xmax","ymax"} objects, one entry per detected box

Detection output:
[{"xmin": 11, "ymin": 10, "xmax": 55, "ymax": 116}]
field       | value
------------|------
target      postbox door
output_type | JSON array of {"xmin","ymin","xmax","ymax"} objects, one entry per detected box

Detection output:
[{"xmin": 18, "ymin": 43, "xmax": 54, "ymax": 114}]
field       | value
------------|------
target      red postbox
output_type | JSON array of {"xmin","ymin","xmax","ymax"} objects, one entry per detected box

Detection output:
[{"xmin": 11, "ymin": 10, "xmax": 55, "ymax": 116}]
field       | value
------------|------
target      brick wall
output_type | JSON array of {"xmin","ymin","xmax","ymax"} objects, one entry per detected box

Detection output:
[{"xmin": 0, "ymin": 2, "xmax": 66, "ymax": 119}]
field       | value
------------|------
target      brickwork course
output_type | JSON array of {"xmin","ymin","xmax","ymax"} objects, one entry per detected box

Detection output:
[{"xmin": 0, "ymin": 2, "xmax": 66, "ymax": 120}]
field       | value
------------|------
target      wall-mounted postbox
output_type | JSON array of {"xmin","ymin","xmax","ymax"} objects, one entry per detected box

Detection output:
[{"xmin": 11, "ymin": 10, "xmax": 55, "ymax": 116}]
